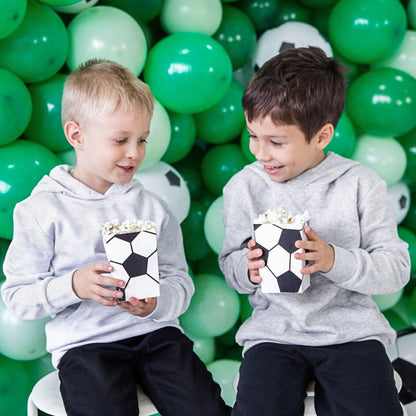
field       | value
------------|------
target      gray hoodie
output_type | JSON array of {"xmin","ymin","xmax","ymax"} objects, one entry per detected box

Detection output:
[
  {"xmin": 2, "ymin": 165, "xmax": 194, "ymax": 367},
  {"xmin": 219, "ymin": 152, "xmax": 410, "ymax": 354}
]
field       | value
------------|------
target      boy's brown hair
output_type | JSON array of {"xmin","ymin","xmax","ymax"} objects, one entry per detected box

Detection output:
[{"xmin": 242, "ymin": 47, "xmax": 348, "ymax": 142}]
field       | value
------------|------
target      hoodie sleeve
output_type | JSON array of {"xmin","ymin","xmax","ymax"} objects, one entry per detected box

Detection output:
[
  {"xmin": 323, "ymin": 178, "xmax": 410, "ymax": 295},
  {"xmin": 147, "ymin": 205, "xmax": 195, "ymax": 322},
  {"xmin": 1, "ymin": 203, "xmax": 80, "ymax": 320}
]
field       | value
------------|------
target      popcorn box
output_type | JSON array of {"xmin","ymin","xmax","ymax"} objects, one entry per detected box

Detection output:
[
  {"xmin": 100, "ymin": 220, "xmax": 160, "ymax": 301},
  {"xmin": 253, "ymin": 208, "xmax": 310, "ymax": 294}
]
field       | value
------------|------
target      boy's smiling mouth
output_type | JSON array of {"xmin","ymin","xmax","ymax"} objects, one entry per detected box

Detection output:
[{"xmin": 263, "ymin": 165, "xmax": 284, "ymax": 175}]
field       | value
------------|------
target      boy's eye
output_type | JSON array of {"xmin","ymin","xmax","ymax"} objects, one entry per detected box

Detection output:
[
  {"xmin": 115, "ymin": 138, "xmax": 128, "ymax": 144},
  {"xmin": 271, "ymin": 141, "xmax": 282, "ymax": 146},
  {"xmin": 139, "ymin": 139, "xmax": 148, "ymax": 144}
]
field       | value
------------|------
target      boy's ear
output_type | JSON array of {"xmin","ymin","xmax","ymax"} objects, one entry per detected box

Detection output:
[
  {"xmin": 64, "ymin": 121, "xmax": 83, "ymax": 149},
  {"xmin": 315, "ymin": 123, "xmax": 334, "ymax": 150}
]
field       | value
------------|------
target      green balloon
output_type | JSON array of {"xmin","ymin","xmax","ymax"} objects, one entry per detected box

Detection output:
[
  {"xmin": 382, "ymin": 309, "xmax": 409, "ymax": 331},
  {"xmin": 180, "ymin": 273, "xmax": 240, "ymax": 337},
  {"xmin": 143, "ymin": 32, "xmax": 232, "ymax": 114},
  {"xmin": 57, "ymin": 148, "xmax": 76, "ymax": 166},
  {"xmin": 298, "ymin": 0, "xmax": 337, "ymax": 6},
  {"xmin": 351, "ymin": 135, "xmax": 406, "ymax": 187},
  {"xmin": 100, "ymin": 0, "xmax": 164, "ymax": 23},
  {"xmin": 40, "ymin": 0, "xmax": 78, "ymax": 4},
  {"xmin": 204, "ymin": 196, "xmax": 225, "ymax": 255},
  {"xmin": 193, "ymin": 250, "xmax": 222, "ymax": 276},
  {"xmin": 194, "ymin": 79, "xmax": 245, "ymax": 145},
  {"xmin": 25, "ymin": 73, "xmax": 69, "ymax": 153},
  {"xmin": 0, "ymin": 68, "xmax": 32, "ymax": 147},
  {"xmin": 67, "ymin": 6, "xmax": 147, "ymax": 77},
  {"xmin": 397, "ymin": 126, "xmax": 416, "ymax": 184},
  {"xmin": 328, "ymin": 0, "xmax": 407, "ymax": 64},
  {"xmin": 173, "ymin": 164, "xmax": 202, "ymax": 199},
  {"xmin": 162, "ymin": 111, "xmax": 196, "ymax": 164},
  {"xmin": 240, "ymin": 128, "xmax": 256, "ymax": 163},
  {"xmin": 213, "ymin": 5, "xmax": 257, "ymax": 70},
  {"xmin": 402, "ymin": 194, "xmax": 416, "ymax": 234},
  {"xmin": 0, "ymin": 0, "xmax": 26, "ymax": 40},
  {"xmin": 346, "ymin": 68, "xmax": 416, "ymax": 137},
  {"xmin": 180, "ymin": 201, "xmax": 211, "ymax": 261},
  {"xmin": 0, "ymin": 354, "xmax": 34, "ymax": 416},
  {"xmin": 372, "ymin": 289, "xmax": 404, "ymax": 311},
  {"xmin": 0, "ymin": 0, "xmax": 69, "ymax": 83},
  {"xmin": 325, "ymin": 112, "xmax": 356, "ymax": 158},
  {"xmin": 200, "ymin": 144, "xmax": 247, "ymax": 196},
  {"xmin": 398, "ymin": 226, "xmax": 416, "ymax": 274},
  {"xmin": 391, "ymin": 295, "xmax": 416, "ymax": 327},
  {"xmin": 206, "ymin": 359, "xmax": 241, "ymax": 406},
  {"xmin": 185, "ymin": 330, "xmax": 216, "ymax": 364},
  {"xmin": 0, "ymin": 238, "xmax": 10, "ymax": 281},
  {"xmin": 26, "ymin": 353, "xmax": 54, "ymax": 382},
  {"xmin": 277, "ymin": 0, "xmax": 313, "ymax": 27},
  {"xmin": 0, "ymin": 140, "xmax": 60, "ymax": 239},
  {"xmin": 410, "ymin": 0, "xmax": 416, "ymax": 29},
  {"xmin": 238, "ymin": 0, "xmax": 280, "ymax": 32},
  {"xmin": 0, "ymin": 294, "xmax": 50, "ymax": 361}
]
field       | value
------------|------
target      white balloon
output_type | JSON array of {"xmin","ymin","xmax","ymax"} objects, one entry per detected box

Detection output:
[
  {"xmin": 388, "ymin": 181, "xmax": 411, "ymax": 224},
  {"xmin": 253, "ymin": 22, "xmax": 333, "ymax": 71},
  {"xmin": 135, "ymin": 161, "xmax": 190, "ymax": 224}
]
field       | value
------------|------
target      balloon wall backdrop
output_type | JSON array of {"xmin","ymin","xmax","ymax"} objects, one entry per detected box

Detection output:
[{"xmin": 1, "ymin": 0, "xmax": 416, "ymax": 413}]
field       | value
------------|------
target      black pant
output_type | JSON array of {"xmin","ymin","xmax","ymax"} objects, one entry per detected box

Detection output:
[
  {"xmin": 58, "ymin": 327, "xmax": 231, "ymax": 416},
  {"xmin": 232, "ymin": 340, "xmax": 403, "ymax": 416}
]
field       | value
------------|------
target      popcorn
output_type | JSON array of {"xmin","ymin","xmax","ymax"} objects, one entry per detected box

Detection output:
[
  {"xmin": 253, "ymin": 208, "xmax": 310, "ymax": 293},
  {"xmin": 100, "ymin": 219, "xmax": 160, "ymax": 301}
]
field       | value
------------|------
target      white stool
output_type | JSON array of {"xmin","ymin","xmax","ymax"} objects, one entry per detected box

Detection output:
[{"xmin": 27, "ymin": 370, "xmax": 159, "ymax": 416}]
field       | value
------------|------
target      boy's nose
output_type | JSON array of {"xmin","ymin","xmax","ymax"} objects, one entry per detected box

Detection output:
[
  {"xmin": 257, "ymin": 143, "xmax": 271, "ymax": 162},
  {"xmin": 126, "ymin": 144, "xmax": 140, "ymax": 159}
]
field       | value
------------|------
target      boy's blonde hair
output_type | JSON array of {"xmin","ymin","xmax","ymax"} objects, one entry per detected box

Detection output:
[{"xmin": 62, "ymin": 59, "xmax": 154, "ymax": 127}]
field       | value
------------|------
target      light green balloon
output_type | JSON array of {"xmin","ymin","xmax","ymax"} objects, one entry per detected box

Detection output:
[
  {"xmin": 207, "ymin": 359, "xmax": 241, "ymax": 406},
  {"xmin": 0, "ymin": 0, "xmax": 26, "ymax": 39},
  {"xmin": 372, "ymin": 288, "xmax": 404, "ymax": 311},
  {"xmin": 185, "ymin": 330, "xmax": 216, "ymax": 364},
  {"xmin": 373, "ymin": 30, "xmax": 416, "ymax": 79},
  {"xmin": 0, "ymin": 68, "xmax": 32, "ymax": 147},
  {"xmin": 352, "ymin": 134, "xmax": 407, "ymax": 186},
  {"xmin": 0, "ymin": 292, "xmax": 50, "ymax": 361},
  {"xmin": 204, "ymin": 196, "xmax": 224, "ymax": 255},
  {"xmin": 139, "ymin": 100, "xmax": 171, "ymax": 171},
  {"xmin": 180, "ymin": 273, "xmax": 240, "ymax": 337},
  {"xmin": 67, "ymin": 6, "xmax": 147, "ymax": 76},
  {"xmin": 57, "ymin": 148, "xmax": 76, "ymax": 166},
  {"xmin": 161, "ymin": 0, "xmax": 223, "ymax": 36}
]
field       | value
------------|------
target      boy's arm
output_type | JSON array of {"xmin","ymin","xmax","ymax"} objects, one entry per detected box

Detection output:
[
  {"xmin": 219, "ymin": 187, "xmax": 259, "ymax": 294},
  {"xmin": 145, "ymin": 209, "xmax": 195, "ymax": 322},
  {"xmin": 1, "ymin": 204, "xmax": 80, "ymax": 320},
  {"xmin": 322, "ymin": 180, "xmax": 410, "ymax": 294}
]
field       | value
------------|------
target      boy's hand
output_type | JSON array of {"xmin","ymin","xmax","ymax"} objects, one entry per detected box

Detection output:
[
  {"xmin": 72, "ymin": 263, "xmax": 125, "ymax": 306},
  {"xmin": 119, "ymin": 297, "xmax": 157, "ymax": 317},
  {"xmin": 294, "ymin": 226, "xmax": 334, "ymax": 274},
  {"xmin": 246, "ymin": 238, "xmax": 264, "ymax": 284}
]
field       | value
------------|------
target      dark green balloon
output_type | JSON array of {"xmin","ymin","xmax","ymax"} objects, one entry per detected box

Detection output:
[
  {"xmin": 213, "ymin": 5, "xmax": 257, "ymax": 70},
  {"xmin": 180, "ymin": 201, "xmax": 211, "ymax": 262},
  {"xmin": 100, "ymin": 0, "xmax": 164, "ymax": 23},
  {"xmin": 240, "ymin": 128, "xmax": 256, "ymax": 163},
  {"xmin": 398, "ymin": 226, "xmax": 416, "ymax": 274},
  {"xmin": 382, "ymin": 309, "xmax": 409, "ymax": 331},
  {"xmin": 0, "ymin": 0, "xmax": 26, "ymax": 40},
  {"xmin": 200, "ymin": 144, "xmax": 247, "ymax": 196},
  {"xmin": 194, "ymin": 79, "xmax": 245, "ymax": 145},
  {"xmin": 144, "ymin": 32, "xmax": 232, "ymax": 114},
  {"xmin": 346, "ymin": 67, "xmax": 416, "ymax": 137},
  {"xmin": 402, "ymin": 194, "xmax": 416, "ymax": 235},
  {"xmin": 328, "ymin": 0, "xmax": 407, "ymax": 64},
  {"xmin": 25, "ymin": 73, "xmax": 69, "ymax": 153},
  {"xmin": 0, "ymin": 238, "xmax": 10, "ymax": 281},
  {"xmin": 0, "ymin": 0, "xmax": 69, "ymax": 83},
  {"xmin": 297, "ymin": 0, "xmax": 337, "ymax": 6},
  {"xmin": 325, "ymin": 112, "xmax": 356, "ymax": 158},
  {"xmin": 173, "ymin": 164, "xmax": 202, "ymax": 200},
  {"xmin": 397, "ymin": 127, "xmax": 416, "ymax": 184},
  {"xmin": 0, "ymin": 140, "xmax": 60, "ymax": 239},
  {"xmin": 0, "ymin": 354, "xmax": 34, "ymax": 416},
  {"xmin": 0, "ymin": 68, "xmax": 32, "ymax": 147},
  {"xmin": 238, "ymin": 0, "xmax": 281, "ymax": 32},
  {"xmin": 162, "ymin": 111, "xmax": 196, "ymax": 164},
  {"xmin": 277, "ymin": 0, "xmax": 313, "ymax": 26}
]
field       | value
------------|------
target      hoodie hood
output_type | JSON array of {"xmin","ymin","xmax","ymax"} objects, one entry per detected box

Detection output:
[{"xmin": 32, "ymin": 165, "xmax": 140, "ymax": 201}]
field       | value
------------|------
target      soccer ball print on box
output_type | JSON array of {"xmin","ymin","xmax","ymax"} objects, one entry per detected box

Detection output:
[
  {"xmin": 101, "ymin": 220, "xmax": 160, "ymax": 301},
  {"xmin": 253, "ymin": 208, "xmax": 310, "ymax": 294}
]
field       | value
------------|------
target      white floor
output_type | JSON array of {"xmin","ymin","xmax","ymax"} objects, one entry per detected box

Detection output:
[{"xmin": 405, "ymin": 402, "xmax": 416, "ymax": 416}]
